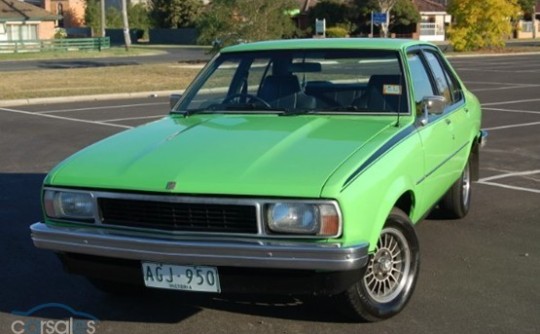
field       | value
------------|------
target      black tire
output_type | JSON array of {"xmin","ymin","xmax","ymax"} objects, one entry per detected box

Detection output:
[
  {"xmin": 336, "ymin": 208, "xmax": 420, "ymax": 322},
  {"xmin": 441, "ymin": 160, "xmax": 471, "ymax": 219}
]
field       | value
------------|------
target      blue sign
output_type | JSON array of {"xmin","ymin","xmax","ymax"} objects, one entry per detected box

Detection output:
[{"xmin": 373, "ymin": 12, "xmax": 387, "ymax": 25}]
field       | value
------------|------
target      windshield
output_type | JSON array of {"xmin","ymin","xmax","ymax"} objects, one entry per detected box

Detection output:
[{"xmin": 175, "ymin": 49, "xmax": 408, "ymax": 115}]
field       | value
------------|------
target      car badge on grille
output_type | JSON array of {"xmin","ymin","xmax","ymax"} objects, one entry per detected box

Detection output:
[{"xmin": 166, "ymin": 181, "xmax": 176, "ymax": 190}]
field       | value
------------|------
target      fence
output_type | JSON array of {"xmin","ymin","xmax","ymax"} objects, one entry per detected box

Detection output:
[{"xmin": 0, "ymin": 37, "xmax": 110, "ymax": 53}]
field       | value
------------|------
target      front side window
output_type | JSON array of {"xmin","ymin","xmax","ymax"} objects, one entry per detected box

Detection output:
[
  {"xmin": 407, "ymin": 52, "xmax": 435, "ymax": 114},
  {"xmin": 176, "ymin": 49, "xmax": 408, "ymax": 115}
]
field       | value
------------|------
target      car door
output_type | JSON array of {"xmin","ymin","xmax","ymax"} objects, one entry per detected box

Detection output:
[
  {"xmin": 422, "ymin": 49, "xmax": 471, "ymax": 174},
  {"xmin": 406, "ymin": 49, "xmax": 457, "ymax": 212}
]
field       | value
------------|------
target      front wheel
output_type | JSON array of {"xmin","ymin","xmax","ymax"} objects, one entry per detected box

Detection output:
[{"xmin": 336, "ymin": 208, "xmax": 420, "ymax": 322}]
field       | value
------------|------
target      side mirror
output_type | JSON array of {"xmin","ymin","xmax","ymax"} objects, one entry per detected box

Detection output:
[
  {"xmin": 169, "ymin": 94, "xmax": 182, "ymax": 109},
  {"xmin": 420, "ymin": 96, "xmax": 446, "ymax": 125}
]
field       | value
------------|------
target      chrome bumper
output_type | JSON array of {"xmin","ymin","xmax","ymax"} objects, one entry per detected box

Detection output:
[
  {"xmin": 479, "ymin": 129, "xmax": 488, "ymax": 148},
  {"xmin": 30, "ymin": 223, "xmax": 369, "ymax": 271}
]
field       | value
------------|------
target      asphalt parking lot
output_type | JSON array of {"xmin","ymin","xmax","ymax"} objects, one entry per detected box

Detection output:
[{"xmin": 0, "ymin": 54, "xmax": 539, "ymax": 334}]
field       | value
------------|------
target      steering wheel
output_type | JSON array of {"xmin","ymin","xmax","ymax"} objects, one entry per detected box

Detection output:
[{"xmin": 222, "ymin": 93, "xmax": 271, "ymax": 108}]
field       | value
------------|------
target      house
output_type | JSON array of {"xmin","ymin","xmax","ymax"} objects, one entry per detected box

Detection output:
[
  {"xmin": 0, "ymin": 0, "xmax": 60, "ymax": 41},
  {"xmin": 293, "ymin": 0, "xmax": 318, "ymax": 31},
  {"xmin": 42, "ymin": 0, "xmax": 85, "ymax": 28},
  {"xmin": 513, "ymin": 0, "xmax": 539, "ymax": 39},
  {"xmin": 413, "ymin": 0, "xmax": 450, "ymax": 41}
]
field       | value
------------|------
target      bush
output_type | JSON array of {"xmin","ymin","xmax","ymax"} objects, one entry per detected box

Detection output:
[
  {"xmin": 54, "ymin": 28, "xmax": 67, "ymax": 39},
  {"xmin": 326, "ymin": 26, "xmax": 348, "ymax": 38}
]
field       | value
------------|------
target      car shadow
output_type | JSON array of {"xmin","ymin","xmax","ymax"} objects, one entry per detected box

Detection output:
[{"xmin": 0, "ymin": 173, "xmax": 353, "ymax": 325}]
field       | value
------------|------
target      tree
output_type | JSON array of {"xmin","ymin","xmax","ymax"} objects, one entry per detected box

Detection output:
[
  {"xmin": 376, "ymin": 0, "xmax": 398, "ymax": 37},
  {"xmin": 197, "ymin": 0, "xmax": 297, "ymax": 50},
  {"xmin": 448, "ymin": 0, "xmax": 521, "ymax": 51},
  {"xmin": 517, "ymin": 0, "xmax": 537, "ymax": 18},
  {"xmin": 84, "ymin": 0, "xmax": 101, "ymax": 35},
  {"xmin": 307, "ymin": 0, "xmax": 357, "ymax": 34},
  {"xmin": 150, "ymin": 0, "xmax": 203, "ymax": 28},
  {"xmin": 390, "ymin": 0, "xmax": 420, "ymax": 29}
]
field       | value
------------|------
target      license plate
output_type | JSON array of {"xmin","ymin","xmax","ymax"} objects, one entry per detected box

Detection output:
[{"xmin": 142, "ymin": 262, "xmax": 221, "ymax": 293}]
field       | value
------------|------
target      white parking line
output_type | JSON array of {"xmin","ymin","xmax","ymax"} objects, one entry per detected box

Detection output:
[
  {"xmin": 100, "ymin": 115, "xmax": 164, "ymax": 122},
  {"xmin": 480, "ymin": 170, "xmax": 540, "ymax": 182},
  {"xmin": 483, "ymin": 107, "xmax": 540, "ymax": 115},
  {"xmin": 0, "ymin": 107, "xmax": 133, "ymax": 129},
  {"xmin": 483, "ymin": 121, "xmax": 540, "ymax": 131},
  {"xmin": 477, "ymin": 181, "xmax": 540, "ymax": 194},
  {"xmin": 483, "ymin": 98, "xmax": 540, "ymax": 106},
  {"xmin": 478, "ymin": 170, "xmax": 540, "ymax": 194},
  {"xmin": 36, "ymin": 102, "xmax": 167, "ymax": 114},
  {"xmin": 457, "ymin": 68, "xmax": 540, "ymax": 73},
  {"xmin": 472, "ymin": 85, "xmax": 539, "ymax": 92}
]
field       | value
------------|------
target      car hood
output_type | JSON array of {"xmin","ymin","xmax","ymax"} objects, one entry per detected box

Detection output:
[{"xmin": 46, "ymin": 114, "xmax": 398, "ymax": 197}]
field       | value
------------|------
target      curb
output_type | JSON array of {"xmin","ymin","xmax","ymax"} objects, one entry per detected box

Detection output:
[{"xmin": 0, "ymin": 90, "xmax": 182, "ymax": 108}]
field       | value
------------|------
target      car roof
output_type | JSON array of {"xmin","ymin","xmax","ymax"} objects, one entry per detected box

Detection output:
[{"xmin": 221, "ymin": 38, "xmax": 433, "ymax": 53}]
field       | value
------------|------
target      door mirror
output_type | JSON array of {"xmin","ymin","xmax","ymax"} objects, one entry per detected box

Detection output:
[
  {"xmin": 422, "ymin": 95, "xmax": 446, "ymax": 115},
  {"xmin": 170, "ymin": 94, "xmax": 182, "ymax": 109},
  {"xmin": 420, "ymin": 96, "xmax": 446, "ymax": 125}
]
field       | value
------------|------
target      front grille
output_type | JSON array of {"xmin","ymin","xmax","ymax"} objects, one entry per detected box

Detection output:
[{"xmin": 98, "ymin": 198, "xmax": 258, "ymax": 234}]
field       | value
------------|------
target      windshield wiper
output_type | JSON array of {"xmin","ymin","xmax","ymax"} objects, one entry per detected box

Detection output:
[
  {"xmin": 182, "ymin": 104, "xmax": 288, "ymax": 117},
  {"xmin": 321, "ymin": 106, "xmax": 361, "ymax": 112},
  {"xmin": 278, "ymin": 109, "xmax": 318, "ymax": 116}
]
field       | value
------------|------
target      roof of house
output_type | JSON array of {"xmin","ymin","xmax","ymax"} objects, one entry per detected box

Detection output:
[
  {"xmin": 0, "ymin": 0, "xmax": 60, "ymax": 21},
  {"xmin": 413, "ymin": 0, "xmax": 447, "ymax": 12}
]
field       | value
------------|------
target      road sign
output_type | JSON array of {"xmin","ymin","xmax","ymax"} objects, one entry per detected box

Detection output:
[{"xmin": 373, "ymin": 12, "xmax": 387, "ymax": 25}]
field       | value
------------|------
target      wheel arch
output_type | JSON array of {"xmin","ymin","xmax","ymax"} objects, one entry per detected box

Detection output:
[{"xmin": 364, "ymin": 178, "xmax": 417, "ymax": 252}]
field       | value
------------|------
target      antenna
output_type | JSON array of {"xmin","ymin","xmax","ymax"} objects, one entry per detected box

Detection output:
[{"xmin": 395, "ymin": 76, "xmax": 403, "ymax": 128}]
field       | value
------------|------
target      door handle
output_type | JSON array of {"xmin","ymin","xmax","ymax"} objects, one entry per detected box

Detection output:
[{"xmin": 445, "ymin": 119, "xmax": 452, "ymax": 125}]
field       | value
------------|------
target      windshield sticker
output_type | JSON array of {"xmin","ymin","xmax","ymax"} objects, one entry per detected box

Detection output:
[{"xmin": 383, "ymin": 85, "xmax": 402, "ymax": 95}]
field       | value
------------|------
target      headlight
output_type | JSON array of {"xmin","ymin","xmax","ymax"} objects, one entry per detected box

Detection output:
[
  {"xmin": 266, "ymin": 202, "xmax": 341, "ymax": 237},
  {"xmin": 43, "ymin": 190, "xmax": 95, "ymax": 220}
]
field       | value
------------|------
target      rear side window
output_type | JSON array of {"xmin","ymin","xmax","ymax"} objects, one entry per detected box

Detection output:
[{"xmin": 407, "ymin": 53, "xmax": 435, "ymax": 110}]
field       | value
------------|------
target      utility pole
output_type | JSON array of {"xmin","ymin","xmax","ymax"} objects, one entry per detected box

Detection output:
[
  {"xmin": 121, "ymin": 0, "xmax": 132, "ymax": 51},
  {"xmin": 100, "ymin": 0, "xmax": 106, "ymax": 37}
]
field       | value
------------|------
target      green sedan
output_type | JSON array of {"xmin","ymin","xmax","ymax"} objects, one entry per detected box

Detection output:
[{"xmin": 31, "ymin": 38, "xmax": 485, "ymax": 321}]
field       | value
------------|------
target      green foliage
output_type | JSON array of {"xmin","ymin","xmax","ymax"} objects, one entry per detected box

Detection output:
[
  {"xmin": 128, "ymin": 4, "xmax": 151, "ymax": 31},
  {"xmin": 391, "ymin": 0, "xmax": 420, "ymax": 27},
  {"xmin": 106, "ymin": 7, "xmax": 123, "ymax": 28},
  {"xmin": 517, "ymin": 0, "xmax": 537, "ymax": 15},
  {"xmin": 150, "ymin": 0, "xmax": 203, "ymax": 28},
  {"xmin": 84, "ymin": 1, "xmax": 151, "ymax": 36},
  {"xmin": 54, "ymin": 28, "xmax": 67, "ymax": 39},
  {"xmin": 307, "ymin": 0, "xmax": 357, "ymax": 33},
  {"xmin": 197, "ymin": 0, "xmax": 297, "ymax": 50},
  {"xmin": 326, "ymin": 26, "xmax": 348, "ymax": 38},
  {"xmin": 84, "ymin": 0, "xmax": 101, "ymax": 35},
  {"xmin": 448, "ymin": 0, "xmax": 521, "ymax": 51}
]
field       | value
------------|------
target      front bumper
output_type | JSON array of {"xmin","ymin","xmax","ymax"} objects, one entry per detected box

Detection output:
[{"xmin": 31, "ymin": 223, "xmax": 369, "ymax": 271}]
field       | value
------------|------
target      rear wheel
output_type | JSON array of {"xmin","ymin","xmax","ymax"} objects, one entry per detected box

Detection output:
[
  {"xmin": 336, "ymin": 208, "xmax": 420, "ymax": 322},
  {"xmin": 441, "ymin": 160, "xmax": 471, "ymax": 219}
]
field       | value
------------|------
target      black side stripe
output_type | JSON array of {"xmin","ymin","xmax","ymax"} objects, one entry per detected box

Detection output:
[
  {"xmin": 416, "ymin": 141, "xmax": 470, "ymax": 185},
  {"xmin": 342, "ymin": 125, "xmax": 416, "ymax": 190}
]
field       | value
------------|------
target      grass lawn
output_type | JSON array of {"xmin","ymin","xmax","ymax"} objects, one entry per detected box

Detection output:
[{"xmin": 0, "ymin": 63, "xmax": 201, "ymax": 100}]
